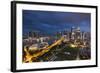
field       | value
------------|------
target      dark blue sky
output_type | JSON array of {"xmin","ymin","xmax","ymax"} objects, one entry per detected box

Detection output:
[{"xmin": 23, "ymin": 10, "xmax": 91, "ymax": 35}]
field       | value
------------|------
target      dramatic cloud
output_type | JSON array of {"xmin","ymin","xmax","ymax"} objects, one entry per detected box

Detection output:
[{"xmin": 23, "ymin": 10, "xmax": 91, "ymax": 35}]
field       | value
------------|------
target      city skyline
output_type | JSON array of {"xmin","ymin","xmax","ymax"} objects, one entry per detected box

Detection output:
[
  {"xmin": 23, "ymin": 10, "xmax": 91, "ymax": 35},
  {"xmin": 22, "ymin": 10, "xmax": 91, "ymax": 62}
]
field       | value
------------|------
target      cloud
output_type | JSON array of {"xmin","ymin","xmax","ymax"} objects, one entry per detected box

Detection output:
[{"xmin": 23, "ymin": 10, "xmax": 91, "ymax": 34}]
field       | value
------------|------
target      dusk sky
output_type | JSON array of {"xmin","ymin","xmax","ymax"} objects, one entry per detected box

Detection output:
[{"xmin": 23, "ymin": 10, "xmax": 91, "ymax": 35}]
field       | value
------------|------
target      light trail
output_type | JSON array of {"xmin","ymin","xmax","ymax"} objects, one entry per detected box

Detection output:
[{"xmin": 23, "ymin": 37, "xmax": 64, "ymax": 63}]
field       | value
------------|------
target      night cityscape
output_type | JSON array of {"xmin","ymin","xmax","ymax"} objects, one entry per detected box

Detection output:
[{"xmin": 22, "ymin": 10, "xmax": 91, "ymax": 63}]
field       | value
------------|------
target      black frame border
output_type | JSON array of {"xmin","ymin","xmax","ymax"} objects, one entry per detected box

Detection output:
[{"xmin": 11, "ymin": 1, "xmax": 98, "ymax": 72}]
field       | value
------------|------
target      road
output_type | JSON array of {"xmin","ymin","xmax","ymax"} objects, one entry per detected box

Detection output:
[{"xmin": 23, "ymin": 37, "xmax": 64, "ymax": 63}]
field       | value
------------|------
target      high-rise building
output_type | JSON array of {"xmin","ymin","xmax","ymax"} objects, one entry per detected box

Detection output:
[
  {"xmin": 28, "ymin": 31, "xmax": 40, "ymax": 38},
  {"xmin": 75, "ymin": 27, "xmax": 81, "ymax": 40},
  {"xmin": 71, "ymin": 26, "xmax": 75, "ymax": 32},
  {"xmin": 71, "ymin": 26, "xmax": 75, "ymax": 40}
]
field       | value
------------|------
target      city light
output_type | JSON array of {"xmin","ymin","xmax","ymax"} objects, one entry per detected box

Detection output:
[
  {"xmin": 23, "ymin": 26, "xmax": 91, "ymax": 63},
  {"xmin": 70, "ymin": 44, "xmax": 77, "ymax": 48}
]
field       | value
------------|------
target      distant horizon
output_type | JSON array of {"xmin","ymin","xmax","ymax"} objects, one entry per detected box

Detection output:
[{"xmin": 23, "ymin": 10, "xmax": 91, "ymax": 35}]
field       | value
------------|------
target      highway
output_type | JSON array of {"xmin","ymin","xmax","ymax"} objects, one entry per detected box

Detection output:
[{"xmin": 23, "ymin": 37, "xmax": 64, "ymax": 63}]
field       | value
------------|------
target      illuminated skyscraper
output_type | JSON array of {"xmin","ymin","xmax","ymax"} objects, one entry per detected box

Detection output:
[
  {"xmin": 71, "ymin": 26, "xmax": 75, "ymax": 40},
  {"xmin": 75, "ymin": 27, "xmax": 81, "ymax": 40}
]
